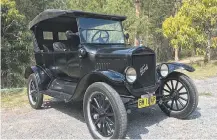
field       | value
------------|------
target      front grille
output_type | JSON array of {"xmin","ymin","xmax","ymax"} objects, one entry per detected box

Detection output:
[{"xmin": 132, "ymin": 54, "xmax": 156, "ymax": 89}]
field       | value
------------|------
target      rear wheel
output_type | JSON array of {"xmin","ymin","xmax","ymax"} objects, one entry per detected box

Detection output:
[
  {"xmin": 27, "ymin": 74, "xmax": 43, "ymax": 109},
  {"xmin": 158, "ymin": 72, "xmax": 198, "ymax": 119},
  {"xmin": 83, "ymin": 82, "xmax": 127, "ymax": 139}
]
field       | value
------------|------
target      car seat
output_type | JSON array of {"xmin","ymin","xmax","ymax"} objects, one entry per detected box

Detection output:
[{"xmin": 53, "ymin": 42, "xmax": 67, "ymax": 52}]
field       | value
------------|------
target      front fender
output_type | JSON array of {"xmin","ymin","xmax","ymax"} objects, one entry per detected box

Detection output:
[
  {"xmin": 167, "ymin": 62, "xmax": 195, "ymax": 73},
  {"xmin": 157, "ymin": 62, "xmax": 195, "ymax": 79},
  {"xmin": 72, "ymin": 70, "xmax": 126, "ymax": 101}
]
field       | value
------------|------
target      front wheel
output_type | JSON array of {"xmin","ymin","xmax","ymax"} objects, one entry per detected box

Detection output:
[
  {"xmin": 158, "ymin": 72, "xmax": 198, "ymax": 119},
  {"xmin": 83, "ymin": 82, "xmax": 127, "ymax": 139}
]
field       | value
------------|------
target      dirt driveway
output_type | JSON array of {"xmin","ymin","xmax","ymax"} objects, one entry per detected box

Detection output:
[{"xmin": 1, "ymin": 77, "xmax": 217, "ymax": 139}]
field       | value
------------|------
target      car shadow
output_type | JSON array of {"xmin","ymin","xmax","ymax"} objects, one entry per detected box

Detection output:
[
  {"xmin": 41, "ymin": 99, "xmax": 201, "ymax": 139},
  {"xmin": 42, "ymin": 99, "xmax": 85, "ymax": 122}
]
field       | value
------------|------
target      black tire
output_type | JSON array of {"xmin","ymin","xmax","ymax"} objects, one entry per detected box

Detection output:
[
  {"xmin": 27, "ymin": 73, "xmax": 43, "ymax": 109},
  {"xmin": 158, "ymin": 72, "xmax": 198, "ymax": 119},
  {"xmin": 83, "ymin": 82, "xmax": 127, "ymax": 139}
]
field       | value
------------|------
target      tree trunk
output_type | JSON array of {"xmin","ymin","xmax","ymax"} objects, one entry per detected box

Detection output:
[
  {"xmin": 173, "ymin": 0, "xmax": 182, "ymax": 61},
  {"xmin": 175, "ymin": 48, "xmax": 179, "ymax": 61},
  {"xmin": 204, "ymin": 32, "xmax": 212, "ymax": 63},
  {"xmin": 134, "ymin": 0, "xmax": 140, "ymax": 46}
]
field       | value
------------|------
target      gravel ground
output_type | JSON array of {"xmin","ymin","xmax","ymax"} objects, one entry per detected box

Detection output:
[{"xmin": 1, "ymin": 77, "xmax": 217, "ymax": 139}]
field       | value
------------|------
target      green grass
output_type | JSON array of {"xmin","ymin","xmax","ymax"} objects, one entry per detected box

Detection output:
[
  {"xmin": 199, "ymin": 92, "xmax": 213, "ymax": 96},
  {"xmin": 182, "ymin": 60, "xmax": 217, "ymax": 79},
  {"xmin": 1, "ymin": 88, "xmax": 51, "ymax": 109}
]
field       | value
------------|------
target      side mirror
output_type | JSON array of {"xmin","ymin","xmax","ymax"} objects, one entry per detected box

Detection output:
[{"xmin": 125, "ymin": 33, "xmax": 129, "ymax": 40}]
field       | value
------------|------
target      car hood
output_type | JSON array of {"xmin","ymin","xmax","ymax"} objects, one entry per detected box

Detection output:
[{"xmin": 94, "ymin": 45, "xmax": 155, "ymax": 58}]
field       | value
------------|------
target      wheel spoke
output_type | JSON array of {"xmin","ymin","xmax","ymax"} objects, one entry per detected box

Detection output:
[
  {"xmin": 94, "ymin": 118, "xmax": 100, "ymax": 125},
  {"xmin": 30, "ymin": 90, "xmax": 37, "ymax": 95},
  {"xmin": 179, "ymin": 92, "xmax": 187, "ymax": 95},
  {"xmin": 170, "ymin": 99, "xmax": 175, "ymax": 110},
  {"xmin": 177, "ymin": 85, "xmax": 184, "ymax": 92},
  {"xmin": 99, "ymin": 120, "xmax": 103, "ymax": 132},
  {"xmin": 93, "ymin": 98, "xmax": 101, "ymax": 108},
  {"xmin": 105, "ymin": 117, "xmax": 114, "ymax": 125},
  {"xmin": 104, "ymin": 103, "xmax": 111, "ymax": 112},
  {"xmin": 163, "ymin": 88, "xmax": 170, "ymax": 93},
  {"xmin": 102, "ymin": 120, "xmax": 108, "ymax": 136},
  {"xmin": 97, "ymin": 95, "xmax": 105, "ymax": 108},
  {"xmin": 179, "ymin": 96, "xmax": 187, "ymax": 101},
  {"xmin": 101, "ymin": 95, "xmax": 106, "ymax": 108},
  {"xmin": 175, "ymin": 81, "xmax": 179, "ymax": 90},
  {"xmin": 175, "ymin": 100, "xmax": 179, "ymax": 110},
  {"xmin": 91, "ymin": 104, "xmax": 99, "ymax": 113},
  {"xmin": 30, "ymin": 82, "xmax": 35, "ymax": 90},
  {"xmin": 177, "ymin": 99, "xmax": 184, "ymax": 107},
  {"xmin": 171, "ymin": 80, "xmax": 174, "ymax": 90},
  {"xmin": 106, "ymin": 121, "xmax": 112, "ymax": 133},
  {"xmin": 165, "ymin": 83, "xmax": 172, "ymax": 91}
]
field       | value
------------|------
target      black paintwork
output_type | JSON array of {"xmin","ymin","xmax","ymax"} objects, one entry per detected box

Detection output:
[{"xmin": 25, "ymin": 10, "xmax": 195, "ymax": 102}]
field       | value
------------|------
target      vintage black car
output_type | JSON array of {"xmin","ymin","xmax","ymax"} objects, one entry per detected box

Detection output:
[{"xmin": 25, "ymin": 9, "xmax": 198, "ymax": 139}]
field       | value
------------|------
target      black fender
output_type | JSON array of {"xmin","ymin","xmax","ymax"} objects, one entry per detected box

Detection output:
[
  {"xmin": 24, "ymin": 66, "xmax": 51, "ymax": 90},
  {"xmin": 71, "ymin": 70, "xmax": 126, "ymax": 101},
  {"xmin": 157, "ymin": 62, "xmax": 195, "ymax": 79},
  {"xmin": 167, "ymin": 62, "xmax": 195, "ymax": 72}
]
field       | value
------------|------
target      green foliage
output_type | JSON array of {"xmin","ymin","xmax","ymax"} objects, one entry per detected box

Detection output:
[
  {"xmin": 1, "ymin": 0, "xmax": 31, "ymax": 88},
  {"xmin": 2, "ymin": 0, "xmax": 216, "ymax": 88},
  {"xmin": 163, "ymin": 0, "xmax": 217, "ymax": 58}
]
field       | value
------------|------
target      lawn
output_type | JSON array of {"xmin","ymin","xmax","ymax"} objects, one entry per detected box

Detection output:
[
  {"xmin": 181, "ymin": 60, "xmax": 217, "ymax": 79},
  {"xmin": 1, "ymin": 88, "xmax": 51, "ymax": 109}
]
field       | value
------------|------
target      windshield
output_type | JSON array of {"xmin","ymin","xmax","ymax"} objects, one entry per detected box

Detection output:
[{"xmin": 78, "ymin": 18, "xmax": 125, "ymax": 44}]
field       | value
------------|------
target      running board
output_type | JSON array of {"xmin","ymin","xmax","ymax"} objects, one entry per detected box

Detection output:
[{"xmin": 41, "ymin": 89, "xmax": 72, "ymax": 102}]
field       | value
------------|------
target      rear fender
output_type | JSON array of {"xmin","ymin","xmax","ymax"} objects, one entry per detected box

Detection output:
[
  {"xmin": 71, "ymin": 70, "xmax": 126, "ymax": 101},
  {"xmin": 24, "ymin": 66, "xmax": 51, "ymax": 90}
]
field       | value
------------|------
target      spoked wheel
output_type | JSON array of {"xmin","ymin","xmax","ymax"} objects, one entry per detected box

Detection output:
[
  {"xmin": 158, "ymin": 72, "xmax": 198, "ymax": 119},
  {"xmin": 27, "ymin": 74, "xmax": 43, "ymax": 109},
  {"xmin": 83, "ymin": 82, "xmax": 127, "ymax": 139},
  {"xmin": 88, "ymin": 92, "xmax": 115, "ymax": 137}
]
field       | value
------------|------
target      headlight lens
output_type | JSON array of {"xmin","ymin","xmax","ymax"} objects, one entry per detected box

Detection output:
[
  {"xmin": 160, "ymin": 64, "xmax": 169, "ymax": 77},
  {"xmin": 125, "ymin": 67, "xmax": 137, "ymax": 83}
]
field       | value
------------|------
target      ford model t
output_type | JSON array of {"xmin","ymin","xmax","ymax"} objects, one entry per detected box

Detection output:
[{"xmin": 25, "ymin": 9, "xmax": 198, "ymax": 139}]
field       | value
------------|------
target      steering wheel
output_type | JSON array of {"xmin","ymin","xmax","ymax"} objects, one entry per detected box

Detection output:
[{"xmin": 91, "ymin": 30, "xmax": 109, "ymax": 43}]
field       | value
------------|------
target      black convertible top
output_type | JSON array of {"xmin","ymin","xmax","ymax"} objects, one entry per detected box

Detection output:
[{"xmin": 29, "ymin": 9, "xmax": 127, "ymax": 29}]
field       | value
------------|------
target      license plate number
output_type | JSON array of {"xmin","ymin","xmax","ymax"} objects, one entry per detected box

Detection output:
[{"xmin": 138, "ymin": 95, "xmax": 156, "ymax": 108}]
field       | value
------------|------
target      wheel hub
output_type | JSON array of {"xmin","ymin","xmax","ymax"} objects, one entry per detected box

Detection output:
[
  {"xmin": 93, "ymin": 114, "xmax": 99, "ymax": 120},
  {"xmin": 172, "ymin": 90, "xmax": 179, "ymax": 99}
]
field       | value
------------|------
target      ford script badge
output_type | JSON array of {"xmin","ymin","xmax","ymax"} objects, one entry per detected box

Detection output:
[{"xmin": 140, "ymin": 64, "xmax": 148, "ymax": 76}]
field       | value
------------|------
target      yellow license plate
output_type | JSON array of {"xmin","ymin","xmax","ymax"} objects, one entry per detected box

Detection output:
[{"xmin": 138, "ymin": 96, "xmax": 156, "ymax": 108}]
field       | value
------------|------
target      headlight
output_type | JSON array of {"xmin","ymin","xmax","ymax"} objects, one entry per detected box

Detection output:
[
  {"xmin": 160, "ymin": 64, "xmax": 169, "ymax": 77},
  {"xmin": 125, "ymin": 67, "xmax": 137, "ymax": 83}
]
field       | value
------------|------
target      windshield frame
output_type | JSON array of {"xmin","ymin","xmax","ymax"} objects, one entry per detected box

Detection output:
[{"xmin": 77, "ymin": 17, "xmax": 126, "ymax": 45}]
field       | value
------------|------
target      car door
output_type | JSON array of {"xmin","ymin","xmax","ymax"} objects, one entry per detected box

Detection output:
[{"xmin": 66, "ymin": 50, "xmax": 80, "ymax": 79}]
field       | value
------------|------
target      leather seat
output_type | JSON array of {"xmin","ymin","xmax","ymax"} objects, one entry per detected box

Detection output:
[
  {"xmin": 43, "ymin": 45, "xmax": 51, "ymax": 52},
  {"xmin": 53, "ymin": 42, "xmax": 67, "ymax": 52}
]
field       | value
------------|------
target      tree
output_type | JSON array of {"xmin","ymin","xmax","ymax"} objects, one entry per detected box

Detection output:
[
  {"xmin": 1, "ymin": 0, "xmax": 31, "ymax": 88},
  {"xmin": 134, "ymin": 0, "xmax": 141, "ymax": 46},
  {"xmin": 163, "ymin": 0, "xmax": 217, "ymax": 62}
]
